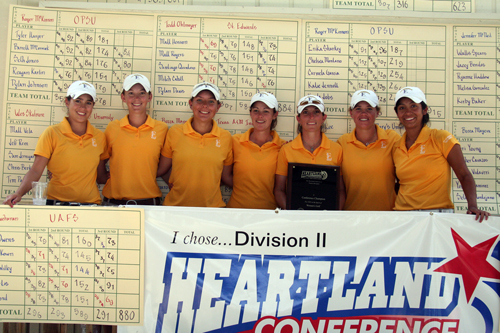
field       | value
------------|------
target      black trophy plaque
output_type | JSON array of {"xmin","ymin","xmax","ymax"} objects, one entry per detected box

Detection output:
[{"xmin": 286, "ymin": 163, "xmax": 340, "ymax": 210}]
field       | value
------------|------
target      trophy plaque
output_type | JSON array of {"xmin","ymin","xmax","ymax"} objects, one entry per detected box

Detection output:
[{"xmin": 286, "ymin": 163, "xmax": 340, "ymax": 210}]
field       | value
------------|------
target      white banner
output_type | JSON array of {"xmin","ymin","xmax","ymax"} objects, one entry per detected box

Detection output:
[{"xmin": 121, "ymin": 207, "xmax": 500, "ymax": 333}]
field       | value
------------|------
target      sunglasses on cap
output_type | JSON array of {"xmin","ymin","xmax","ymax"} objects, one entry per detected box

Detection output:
[
  {"xmin": 297, "ymin": 95, "xmax": 325, "ymax": 114},
  {"xmin": 298, "ymin": 96, "xmax": 323, "ymax": 105}
]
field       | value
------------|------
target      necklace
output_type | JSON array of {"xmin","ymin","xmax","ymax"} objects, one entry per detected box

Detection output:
[
  {"xmin": 358, "ymin": 131, "xmax": 378, "ymax": 146},
  {"xmin": 306, "ymin": 138, "xmax": 321, "ymax": 152}
]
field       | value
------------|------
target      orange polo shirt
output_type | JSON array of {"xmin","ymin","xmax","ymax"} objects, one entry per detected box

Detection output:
[
  {"xmin": 227, "ymin": 129, "xmax": 286, "ymax": 209},
  {"xmin": 393, "ymin": 125, "xmax": 459, "ymax": 210},
  {"xmin": 102, "ymin": 115, "xmax": 168, "ymax": 200},
  {"xmin": 35, "ymin": 118, "xmax": 107, "ymax": 204},
  {"xmin": 162, "ymin": 118, "xmax": 233, "ymax": 207},
  {"xmin": 337, "ymin": 125, "xmax": 400, "ymax": 211},
  {"xmin": 276, "ymin": 133, "xmax": 342, "ymax": 176}
]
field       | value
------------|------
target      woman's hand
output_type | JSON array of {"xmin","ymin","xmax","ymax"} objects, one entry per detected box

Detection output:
[
  {"xmin": 3, "ymin": 193, "xmax": 23, "ymax": 208},
  {"xmin": 448, "ymin": 145, "xmax": 489, "ymax": 223},
  {"xmin": 467, "ymin": 206, "xmax": 490, "ymax": 223},
  {"xmin": 2, "ymin": 155, "xmax": 49, "ymax": 208}
]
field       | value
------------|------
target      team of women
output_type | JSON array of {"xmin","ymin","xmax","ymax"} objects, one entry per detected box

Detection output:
[{"xmin": 3, "ymin": 74, "xmax": 490, "ymax": 222}]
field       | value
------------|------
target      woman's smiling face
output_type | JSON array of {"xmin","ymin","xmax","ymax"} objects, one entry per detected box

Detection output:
[
  {"xmin": 297, "ymin": 106, "xmax": 326, "ymax": 133},
  {"xmin": 350, "ymin": 101, "xmax": 379, "ymax": 130},
  {"xmin": 121, "ymin": 83, "xmax": 152, "ymax": 115},
  {"xmin": 396, "ymin": 97, "xmax": 427, "ymax": 131},
  {"xmin": 250, "ymin": 101, "xmax": 276, "ymax": 131},
  {"xmin": 189, "ymin": 90, "xmax": 221, "ymax": 123}
]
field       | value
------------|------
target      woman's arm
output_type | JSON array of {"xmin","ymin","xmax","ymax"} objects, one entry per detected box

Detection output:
[
  {"xmin": 158, "ymin": 156, "xmax": 173, "ymax": 187},
  {"xmin": 338, "ymin": 176, "xmax": 346, "ymax": 210},
  {"xmin": 274, "ymin": 174, "xmax": 287, "ymax": 209},
  {"xmin": 3, "ymin": 155, "xmax": 49, "ymax": 207},
  {"xmin": 157, "ymin": 155, "xmax": 172, "ymax": 178},
  {"xmin": 96, "ymin": 159, "xmax": 109, "ymax": 184},
  {"xmin": 221, "ymin": 164, "xmax": 233, "ymax": 188},
  {"xmin": 447, "ymin": 144, "xmax": 490, "ymax": 222}
]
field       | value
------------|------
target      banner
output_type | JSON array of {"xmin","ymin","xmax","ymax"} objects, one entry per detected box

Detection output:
[{"xmin": 122, "ymin": 207, "xmax": 500, "ymax": 333}]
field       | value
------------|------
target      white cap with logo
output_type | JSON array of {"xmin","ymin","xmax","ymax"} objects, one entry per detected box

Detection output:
[
  {"xmin": 250, "ymin": 92, "xmax": 279, "ymax": 110},
  {"xmin": 123, "ymin": 73, "xmax": 151, "ymax": 92},
  {"xmin": 350, "ymin": 90, "xmax": 379, "ymax": 108},
  {"xmin": 297, "ymin": 95, "xmax": 325, "ymax": 114},
  {"xmin": 395, "ymin": 86, "xmax": 427, "ymax": 104},
  {"xmin": 191, "ymin": 82, "xmax": 221, "ymax": 102},
  {"xmin": 66, "ymin": 80, "xmax": 97, "ymax": 102}
]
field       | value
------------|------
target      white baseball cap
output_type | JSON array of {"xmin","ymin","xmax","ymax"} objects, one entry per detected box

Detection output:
[
  {"xmin": 297, "ymin": 95, "xmax": 325, "ymax": 114},
  {"xmin": 395, "ymin": 87, "xmax": 427, "ymax": 104},
  {"xmin": 191, "ymin": 82, "xmax": 221, "ymax": 102},
  {"xmin": 66, "ymin": 80, "xmax": 96, "ymax": 101},
  {"xmin": 250, "ymin": 92, "xmax": 279, "ymax": 110},
  {"xmin": 350, "ymin": 90, "xmax": 379, "ymax": 108},
  {"xmin": 123, "ymin": 73, "xmax": 151, "ymax": 92}
]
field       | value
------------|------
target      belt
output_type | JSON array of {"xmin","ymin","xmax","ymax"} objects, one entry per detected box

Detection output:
[
  {"xmin": 46, "ymin": 200, "xmax": 97, "ymax": 206},
  {"xmin": 102, "ymin": 196, "xmax": 162, "ymax": 206},
  {"xmin": 415, "ymin": 208, "xmax": 454, "ymax": 213}
]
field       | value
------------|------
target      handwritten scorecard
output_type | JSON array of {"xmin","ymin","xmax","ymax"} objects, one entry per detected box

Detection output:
[
  {"xmin": 303, "ymin": 22, "xmax": 446, "ymax": 138},
  {"xmin": 2, "ymin": 5, "xmax": 500, "ymax": 212},
  {"xmin": 0, "ymin": 206, "xmax": 144, "ymax": 324},
  {"xmin": 153, "ymin": 15, "xmax": 300, "ymax": 139},
  {"xmin": 451, "ymin": 26, "xmax": 500, "ymax": 215}
]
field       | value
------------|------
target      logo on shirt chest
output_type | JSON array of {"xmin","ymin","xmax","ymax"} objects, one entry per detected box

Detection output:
[
  {"xmin": 326, "ymin": 153, "xmax": 332, "ymax": 161},
  {"xmin": 92, "ymin": 138, "xmax": 97, "ymax": 147},
  {"xmin": 381, "ymin": 141, "xmax": 387, "ymax": 149},
  {"xmin": 216, "ymin": 139, "xmax": 221, "ymax": 148},
  {"xmin": 420, "ymin": 145, "xmax": 426, "ymax": 154},
  {"xmin": 151, "ymin": 131, "xmax": 157, "ymax": 140}
]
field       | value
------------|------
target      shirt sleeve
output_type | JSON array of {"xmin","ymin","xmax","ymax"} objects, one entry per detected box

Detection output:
[
  {"xmin": 436, "ymin": 130, "xmax": 459, "ymax": 158},
  {"xmin": 387, "ymin": 129, "xmax": 402, "ymax": 150},
  {"xmin": 102, "ymin": 122, "xmax": 114, "ymax": 159},
  {"xmin": 224, "ymin": 144, "xmax": 233, "ymax": 165},
  {"xmin": 34, "ymin": 127, "xmax": 54, "ymax": 159},
  {"xmin": 161, "ymin": 127, "xmax": 175, "ymax": 158},
  {"xmin": 275, "ymin": 145, "xmax": 289, "ymax": 176},
  {"xmin": 97, "ymin": 130, "xmax": 108, "ymax": 160},
  {"xmin": 332, "ymin": 141, "xmax": 343, "ymax": 166}
]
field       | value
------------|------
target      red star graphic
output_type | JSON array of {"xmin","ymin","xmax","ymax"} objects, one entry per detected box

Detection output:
[{"xmin": 434, "ymin": 228, "xmax": 500, "ymax": 303}]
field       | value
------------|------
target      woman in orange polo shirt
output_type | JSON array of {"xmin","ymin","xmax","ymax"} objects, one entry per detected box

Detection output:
[
  {"xmin": 274, "ymin": 95, "xmax": 345, "ymax": 210},
  {"xmin": 337, "ymin": 90, "xmax": 400, "ymax": 211},
  {"xmin": 3, "ymin": 80, "xmax": 107, "ymax": 206},
  {"xmin": 226, "ymin": 92, "xmax": 286, "ymax": 209},
  {"xmin": 157, "ymin": 82, "xmax": 233, "ymax": 207},
  {"xmin": 100, "ymin": 74, "xmax": 168, "ymax": 206},
  {"xmin": 392, "ymin": 86, "xmax": 489, "ymax": 221}
]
